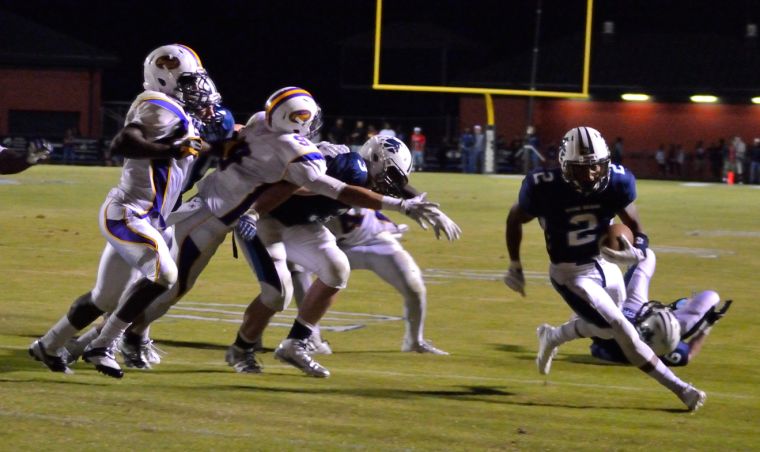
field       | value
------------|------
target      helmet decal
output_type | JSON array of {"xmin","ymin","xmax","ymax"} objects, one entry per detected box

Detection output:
[
  {"xmin": 155, "ymin": 55, "xmax": 181, "ymax": 70},
  {"xmin": 289, "ymin": 110, "xmax": 313, "ymax": 123}
]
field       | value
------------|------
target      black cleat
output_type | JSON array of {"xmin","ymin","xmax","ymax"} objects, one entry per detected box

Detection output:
[
  {"xmin": 83, "ymin": 346, "xmax": 124, "ymax": 379},
  {"xmin": 28, "ymin": 340, "xmax": 73, "ymax": 374}
]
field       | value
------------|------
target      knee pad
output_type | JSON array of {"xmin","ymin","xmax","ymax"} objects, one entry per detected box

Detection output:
[
  {"xmin": 259, "ymin": 279, "xmax": 293, "ymax": 312},
  {"xmin": 315, "ymin": 250, "xmax": 350, "ymax": 289},
  {"xmin": 67, "ymin": 291, "xmax": 105, "ymax": 330},
  {"xmin": 154, "ymin": 261, "xmax": 178, "ymax": 287}
]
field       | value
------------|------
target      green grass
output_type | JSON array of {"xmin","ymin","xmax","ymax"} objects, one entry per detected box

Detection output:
[{"xmin": 1, "ymin": 166, "xmax": 759, "ymax": 451}]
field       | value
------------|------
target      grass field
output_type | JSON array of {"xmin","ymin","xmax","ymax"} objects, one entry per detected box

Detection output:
[{"xmin": 1, "ymin": 166, "xmax": 759, "ymax": 451}]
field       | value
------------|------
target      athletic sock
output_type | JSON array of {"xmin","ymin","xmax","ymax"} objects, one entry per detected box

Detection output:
[
  {"xmin": 287, "ymin": 318, "xmax": 315, "ymax": 341},
  {"xmin": 40, "ymin": 316, "xmax": 79, "ymax": 354}
]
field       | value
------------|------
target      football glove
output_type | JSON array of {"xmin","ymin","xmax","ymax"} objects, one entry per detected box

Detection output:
[
  {"xmin": 235, "ymin": 212, "xmax": 259, "ymax": 241},
  {"xmin": 428, "ymin": 207, "xmax": 462, "ymax": 241},
  {"xmin": 503, "ymin": 261, "xmax": 526, "ymax": 297},
  {"xmin": 601, "ymin": 235, "xmax": 646, "ymax": 265},
  {"xmin": 704, "ymin": 299, "xmax": 732, "ymax": 326},
  {"xmin": 398, "ymin": 193, "xmax": 440, "ymax": 231},
  {"xmin": 172, "ymin": 137, "xmax": 209, "ymax": 158},
  {"xmin": 26, "ymin": 139, "xmax": 52, "ymax": 164}
]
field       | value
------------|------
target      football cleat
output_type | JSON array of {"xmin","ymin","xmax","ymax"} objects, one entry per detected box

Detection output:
[
  {"xmin": 274, "ymin": 339, "xmax": 330, "ymax": 378},
  {"xmin": 82, "ymin": 345, "xmax": 124, "ymax": 379},
  {"xmin": 28, "ymin": 339, "xmax": 73, "ymax": 374},
  {"xmin": 304, "ymin": 336, "xmax": 333, "ymax": 355},
  {"xmin": 536, "ymin": 323, "xmax": 558, "ymax": 375},
  {"xmin": 225, "ymin": 345, "xmax": 262, "ymax": 374},
  {"xmin": 679, "ymin": 384, "xmax": 707, "ymax": 412},
  {"xmin": 141, "ymin": 339, "xmax": 166, "ymax": 365},
  {"xmin": 63, "ymin": 337, "xmax": 85, "ymax": 365},
  {"xmin": 118, "ymin": 338, "xmax": 150, "ymax": 369},
  {"xmin": 401, "ymin": 339, "xmax": 449, "ymax": 355}
]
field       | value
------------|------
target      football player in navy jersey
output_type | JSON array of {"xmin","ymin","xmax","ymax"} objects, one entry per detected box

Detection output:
[
  {"xmin": 590, "ymin": 249, "xmax": 732, "ymax": 366},
  {"xmin": 504, "ymin": 126, "xmax": 706, "ymax": 411}
]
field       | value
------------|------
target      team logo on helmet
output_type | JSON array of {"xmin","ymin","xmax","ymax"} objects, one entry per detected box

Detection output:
[
  {"xmin": 383, "ymin": 137, "xmax": 402, "ymax": 153},
  {"xmin": 155, "ymin": 55, "xmax": 181, "ymax": 70},
  {"xmin": 289, "ymin": 110, "xmax": 312, "ymax": 124}
]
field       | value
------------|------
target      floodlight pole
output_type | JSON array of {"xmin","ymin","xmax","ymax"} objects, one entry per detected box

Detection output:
[{"xmin": 526, "ymin": 0, "xmax": 543, "ymax": 135}]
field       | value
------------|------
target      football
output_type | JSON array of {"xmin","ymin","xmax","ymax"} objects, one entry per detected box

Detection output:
[{"xmin": 601, "ymin": 223, "xmax": 634, "ymax": 251}]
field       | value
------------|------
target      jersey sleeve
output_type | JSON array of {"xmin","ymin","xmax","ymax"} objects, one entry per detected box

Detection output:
[
  {"xmin": 661, "ymin": 341, "xmax": 690, "ymax": 367},
  {"xmin": 129, "ymin": 100, "xmax": 189, "ymax": 142},
  {"xmin": 517, "ymin": 173, "xmax": 540, "ymax": 217},
  {"xmin": 614, "ymin": 166, "xmax": 638, "ymax": 207},
  {"xmin": 326, "ymin": 152, "xmax": 368, "ymax": 187},
  {"xmin": 282, "ymin": 135, "xmax": 327, "ymax": 186}
]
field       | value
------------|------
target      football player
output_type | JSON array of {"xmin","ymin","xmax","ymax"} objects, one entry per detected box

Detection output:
[
  {"xmin": 0, "ymin": 139, "xmax": 51, "ymax": 175},
  {"xmin": 29, "ymin": 44, "xmax": 220, "ymax": 378},
  {"xmin": 227, "ymin": 135, "xmax": 455, "ymax": 374},
  {"xmin": 503, "ymin": 126, "xmax": 706, "ymax": 411},
  {"xmin": 89, "ymin": 87, "xmax": 443, "ymax": 374},
  {"xmin": 590, "ymin": 249, "xmax": 732, "ymax": 366}
]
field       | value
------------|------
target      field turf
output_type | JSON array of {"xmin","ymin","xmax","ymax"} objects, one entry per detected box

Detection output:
[{"xmin": 1, "ymin": 166, "xmax": 758, "ymax": 450}]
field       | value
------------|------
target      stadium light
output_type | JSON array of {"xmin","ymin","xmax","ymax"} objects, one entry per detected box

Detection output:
[
  {"xmin": 690, "ymin": 95, "xmax": 718, "ymax": 103},
  {"xmin": 621, "ymin": 93, "xmax": 650, "ymax": 102},
  {"xmin": 752, "ymin": 96, "xmax": 760, "ymax": 104}
]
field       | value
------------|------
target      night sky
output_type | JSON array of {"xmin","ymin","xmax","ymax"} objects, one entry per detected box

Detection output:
[{"xmin": 1, "ymin": 0, "xmax": 758, "ymax": 119}]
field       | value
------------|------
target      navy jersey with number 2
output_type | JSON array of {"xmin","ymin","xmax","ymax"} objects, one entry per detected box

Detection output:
[{"xmin": 518, "ymin": 165, "xmax": 636, "ymax": 264}]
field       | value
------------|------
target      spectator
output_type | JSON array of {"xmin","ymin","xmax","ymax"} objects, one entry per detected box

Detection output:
[
  {"xmin": 410, "ymin": 126, "xmax": 426, "ymax": 172},
  {"xmin": 675, "ymin": 144, "xmax": 686, "ymax": 179},
  {"xmin": 666, "ymin": 144, "xmax": 677, "ymax": 177},
  {"xmin": 750, "ymin": 138, "xmax": 760, "ymax": 184},
  {"xmin": 733, "ymin": 136, "xmax": 746, "ymax": 184},
  {"xmin": 327, "ymin": 117, "xmax": 347, "ymax": 144},
  {"xmin": 655, "ymin": 144, "xmax": 667, "ymax": 177},
  {"xmin": 611, "ymin": 137, "xmax": 624, "ymax": 165},
  {"xmin": 692, "ymin": 140, "xmax": 705, "ymax": 180},
  {"xmin": 709, "ymin": 140, "xmax": 724, "ymax": 182},
  {"xmin": 62, "ymin": 128, "xmax": 77, "ymax": 164},
  {"xmin": 459, "ymin": 127, "xmax": 474, "ymax": 173},
  {"xmin": 723, "ymin": 139, "xmax": 735, "ymax": 183},
  {"xmin": 366, "ymin": 124, "xmax": 378, "ymax": 139},
  {"xmin": 472, "ymin": 124, "xmax": 485, "ymax": 173},
  {"xmin": 349, "ymin": 120, "xmax": 367, "ymax": 152},
  {"xmin": 378, "ymin": 121, "xmax": 396, "ymax": 137}
]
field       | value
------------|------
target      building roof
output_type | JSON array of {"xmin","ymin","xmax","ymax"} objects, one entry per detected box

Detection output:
[{"xmin": 0, "ymin": 10, "xmax": 118, "ymax": 68}]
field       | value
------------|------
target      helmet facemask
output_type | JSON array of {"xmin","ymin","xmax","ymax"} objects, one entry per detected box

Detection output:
[
  {"xmin": 634, "ymin": 301, "xmax": 682, "ymax": 355},
  {"xmin": 371, "ymin": 162, "xmax": 409, "ymax": 197},
  {"xmin": 176, "ymin": 72, "xmax": 221, "ymax": 113},
  {"xmin": 562, "ymin": 157, "xmax": 610, "ymax": 195}
]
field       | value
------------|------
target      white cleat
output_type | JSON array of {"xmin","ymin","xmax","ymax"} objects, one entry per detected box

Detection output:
[
  {"xmin": 274, "ymin": 339, "xmax": 330, "ymax": 378},
  {"xmin": 679, "ymin": 384, "xmax": 707, "ymax": 412},
  {"xmin": 141, "ymin": 339, "xmax": 166, "ymax": 365},
  {"xmin": 402, "ymin": 339, "xmax": 449, "ymax": 355},
  {"xmin": 82, "ymin": 345, "xmax": 123, "ymax": 379},
  {"xmin": 118, "ymin": 338, "xmax": 151, "ymax": 369},
  {"xmin": 536, "ymin": 323, "xmax": 558, "ymax": 375},
  {"xmin": 304, "ymin": 335, "xmax": 333, "ymax": 355}
]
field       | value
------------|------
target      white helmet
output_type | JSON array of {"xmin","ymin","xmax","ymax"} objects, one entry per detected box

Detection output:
[
  {"xmin": 358, "ymin": 135, "xmax": 413, "ymax": 196},
  {"xmin": 635, "ymin": 302, "xmax": 682, "ymax": 355},
  {"xmin": 143, "ymin": 44, "xmax": 220, "ymax": 111},
  {"xmin": 264, "ymin": 86, "xmax": 322, "ymax": 138},
  {"xmin": 558, "ymin": 126, "xmax": 611, "ymax": 194}
]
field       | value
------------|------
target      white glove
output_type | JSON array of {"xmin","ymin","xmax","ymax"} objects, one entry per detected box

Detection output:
[
  {"xmin": 398, "ymin": 193, "xmax": 440, "ymax": 231},
  {"xmin": 26, "ymin": 139, "xmax": 52, "ymax": 164},
  {"xmin": 315, "ymin": 141, "xmax": 350, "ymax": 157},
  {"xmin": 428, "ymin": 207, "xmax": 462, "ymax": 241},
  {"xmin": 600, "ymin": 235, "xmax": 646, "ymax": 265},
  {"xmin": 503, "ymin": 261, "xmax": 526, "ymax": 296}
]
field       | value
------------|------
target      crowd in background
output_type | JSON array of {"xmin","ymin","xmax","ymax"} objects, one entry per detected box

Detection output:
[{"xmin": 5, "ymin": 118, "xmax": 760, "ymax": 184}]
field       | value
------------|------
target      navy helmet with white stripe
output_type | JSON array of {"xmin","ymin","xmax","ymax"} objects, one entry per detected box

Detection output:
[{"xmin": 558, "ymin": 126, "xmax": 611, "ymax": 194}]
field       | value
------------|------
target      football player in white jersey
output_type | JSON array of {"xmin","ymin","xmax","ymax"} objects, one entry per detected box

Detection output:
[
  {"xmin": 81, "ymin": 87, "xmax": 443, "ymax": 373},
  {"xmin": 589, "ymin": 250, "xmax": 732, "ymax": 366},
  {"xmin": 28, "ymin": 44, "xmax": 219, "ymax": 378},
  {"xmin": 504, "ymin": 126, "xmax": 706, "ymax": 411},
  {"xmin": 226, "ymin": 135, "xmax": 460, "ymax": 377},
  {"xmin": 297, "ymin": 205, "xmax": 450, "ymax": 356}
]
